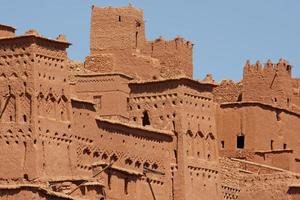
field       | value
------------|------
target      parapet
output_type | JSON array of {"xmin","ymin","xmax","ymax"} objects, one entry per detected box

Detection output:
[
  {"xmin": 243, "ymin": 58, "xmax": 292, "ymax": 77},
  {"xmin": 0, "ymin": 27, "xmax": 71, "ymax": 55},
  {"xmin": 0, "ymin": 24, "xmax": 16, "ymax": 38}
]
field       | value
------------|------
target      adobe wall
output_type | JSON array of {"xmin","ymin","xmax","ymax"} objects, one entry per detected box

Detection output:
[
  {"xmin": 242, "ymin": 60, "xmax": 294, "ymax": 109},
  {"xmin": 69, "ymin": 97, "xmax": 174, "ymax": 200},
  {"xmin": 87, "ymin": 5, "xmax": 193, "ymax": 80},
  {"xmin": 217, "ymin": 102, "xmax": 300, "ymax": 172},
  {"xmin": 292, "ymin": 78, "xmax": 300, "ymax": 109},
  {"xmin": 142, "ymin": 37, "xmax": 193, "ymax": 78},
  {"xmin": 128, "ymin": 79, "xmax": 220, "ymax": 200},
  {"xmin": 219, "ymin": 157, "xmax": 300, "ymax": 200},
  {"xmin": 72, "ymin": 73, "xmax": 131, "ymax": 120},
  {"xmin": 213, "ymin": 80, "xmax": 242, "ymax": 103},
  {"xmin": 90, "ymin": 5, "xmax": 145, "ymax": 53},
  {"xmin": 0, "ymin": 24, "xmax": 15, "ymax": 38}
]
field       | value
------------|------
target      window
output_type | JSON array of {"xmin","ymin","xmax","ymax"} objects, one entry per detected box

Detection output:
[
  {"xmin": 135, "ymin": 31, "xmax": 138, "ymax": 48},
  {"xmin": 23, "ymin": 115, "xmax": 27, "ymax": 122},
  {"xmin": 221, "ymin": 141, "xmax": 225, "ymax": 149},
  {"xmin": 142, "ymin": 111, "xmax": 150, "ymax": 126},
  {"xmin": 283, "ymin": 143, "xmax": 287, "ymax": 149},
  {"xmin": 271, "ymin": 140, "xmax": 274, "ymax": 150},
  {"xmin": 237, "ymin": 134, "xmax": 245, "ymax": 149},
  {"xmin": 276, "ymin": 111, "xmax": 281, "ymax": 121}
]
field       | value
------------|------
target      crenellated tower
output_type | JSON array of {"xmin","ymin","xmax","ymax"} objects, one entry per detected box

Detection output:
[
  {"xmin": 85, "ymin": 5, "xmax": 193, "ymax": 80},
  {"xmin": 242, "ymin": 59, "xmax": 294, "ymax": 108}
]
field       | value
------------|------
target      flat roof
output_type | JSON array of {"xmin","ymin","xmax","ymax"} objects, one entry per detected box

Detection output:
[
  {"xmin": 0, "ymin": 24, "xmax": 16, "ymax": 31},
  {"xmin": 0, "ymin": 34, "xmax": 71, "ymax": 47}
]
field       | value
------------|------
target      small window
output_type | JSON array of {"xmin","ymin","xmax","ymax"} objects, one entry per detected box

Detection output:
[
  {"xmin": 237, "ymin": 134, "xmax": 245, "ymax": 149},
  {"xmin": 276, "ymin": 111, "xmax": 281, "ymax": 121},
  {"xmin": 142, "ymin": 111, "xmax": 150, "ymax": 126},
  {"xmin": 283, "ymin": 143, "xmax": 287, "ymax": 149},
  {"xmin": 221, "ymin": 141, "xmax": 225, "ymax": 149},
  {"xmin": 271, "ymin": 140, "xmax": 274, "ymax": 150},
  {"xmin": 118, "ymin": 16, "xmax": 121, "ymax": 22},
  {"xmin": 23, "ymin": 115, "xmax": 27, "ymax": 122}
]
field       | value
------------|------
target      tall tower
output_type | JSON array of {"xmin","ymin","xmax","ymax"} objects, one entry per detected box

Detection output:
[{"xmin": 90, "ymin": 5, "xmax": 145, "ymax": 54}]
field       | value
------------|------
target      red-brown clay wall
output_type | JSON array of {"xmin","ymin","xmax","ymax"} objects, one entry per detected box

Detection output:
[
  {"xmin": 90, "ymin": 6, "xmax": 145, "ymax": 54},
  {"xmin": 73, "ymin": 74, "xmax": 131, "ymax": 120},
  {"xmin": 217, "ymin": 103, "xmax": 300, "ymax": 172},
  {"xmin": 70, "ymin": 99, "xmax": 173, "ymax": 200},
  {"xmin": 129, "ymin": 81, "xmax": 220, "ymax": 200},
  {"xmin": 0, "ymin": 25, "xmax": 15, "ymax": 38},
  {"xmin": 0, "ymin": 39, "xmax": 38, "ymax": 181},
  {"xmin": 213, "ymin": 80, "xmax": 242, "ymax": 103},
  {"xmin": 242, "ymin": 60, "xmax": 294, "ymax": 109},
  {"xmin": 142, "ymin": 38, "xmax": 193, "ymax": 78},
  {"xmin": 87, "ymin": 6, "xmax": 193, "ymax": 80}
]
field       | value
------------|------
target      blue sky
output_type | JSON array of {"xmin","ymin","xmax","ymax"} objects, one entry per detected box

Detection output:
[{"xmin": 1, "ymin": 0, "xmax": 299, "ymax": 81}]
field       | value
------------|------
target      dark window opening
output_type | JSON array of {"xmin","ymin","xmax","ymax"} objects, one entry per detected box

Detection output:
[
  {"xmin": 9, "ymin": 116, "xmax": 13, "ymax": 121},
  {"xmin": 136, "ymin": 21, "xmax": 141, "ymax": 27},
  {"xmin": 207, "ymin": 154, "xmax": 211, "ymax": 160},
  {"xmin": 135, "ymin": 31, "xmax": 138, "ymax": 48},
  {"xmin": 118, "ymin": 16, "xmax": 121, "ymax": 22},
  {"xmin": 24, "ymin": 174, "xmax": 29, "ymax": 180},
  {"xmin": 271, "ymin": 140, "xmax": 274, "ymax": 150},
  {"xmin": 274, "ymin": 98, "xmax": 277, "ymax": 103},
  {"xmin": 276, "ymin": 111, "xmax": 281, "ymax": 121},
  {"xmin": 142, "ymin": 111, "xmax": 150, "ymax": 126},
  {"xmin": 174, "ymin": 150, "xmax": 178, "ymax": 163},
  {"xmin": 221, "ymin": 141, "xmax": 225, "ymax": 149},
  {"xmin": 287, "ymin": 98, "xmax": 290, "ymax": 106},
  {"xmin": 283, "ymin": 143, "xmax": 287, "ymax": 149},
  {"xmin": 23, "ymin": 115, "xmax": 27, "ymax": 122},
  {"xmin": 237, "ymin": 94, "xmax": 242, "ymax": 102},
  {"xmin": 237, "ymin": 134, "xmax": 245, "ymax": 149}
]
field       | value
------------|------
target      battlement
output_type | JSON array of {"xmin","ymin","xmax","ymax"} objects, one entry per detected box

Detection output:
[
  {"xmin": 91, "ymin": 4, "xmax": 143, "ymax": 18},
  {"xmin": 88, "ymin": 5, "xmax": 193, "ymax": 79},
  {"xmin": 242, "ymin": 58, "xmax": 294, "ymax": 108},
  {"xmin": 145, "ymin": 36, "xmax": 193, "ymax": 51},
  {"xmin": 243, "ymin": 59, "xmax": 292, "ymax": 77},
  {"xmin": 0, "ymin": 28, "xmax": 70, "ymax": 60}
]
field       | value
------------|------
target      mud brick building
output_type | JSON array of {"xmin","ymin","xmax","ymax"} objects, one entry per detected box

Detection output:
[{"xmin": 0, "ymin": 5, "xmax": 300, "ymax": 200}]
